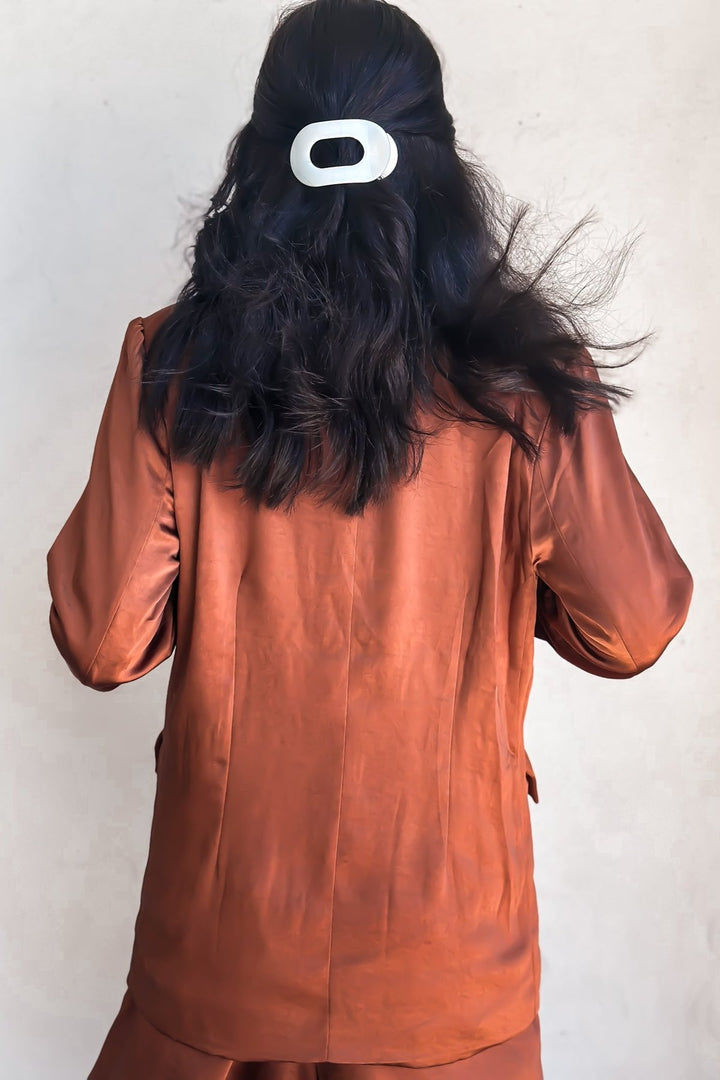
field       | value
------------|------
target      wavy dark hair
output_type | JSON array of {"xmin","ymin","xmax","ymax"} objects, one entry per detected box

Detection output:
[{"xmin": 139, "ymin": 0, "xmax": 651, "ymax": 517}]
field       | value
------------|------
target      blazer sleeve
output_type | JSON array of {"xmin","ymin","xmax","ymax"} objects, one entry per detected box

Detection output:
[
  {"xmin": 46, "ymin": 316, "xmax": 180, "ymax": 691},
  {"xmin": 529, "ymin": 354, "xmax": 693, "ymax": 678}
]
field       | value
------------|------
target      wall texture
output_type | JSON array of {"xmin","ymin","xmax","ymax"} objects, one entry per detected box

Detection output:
[{"xmin": 2, "ymin": 1, "xmax": 717, "ymax": 1076}]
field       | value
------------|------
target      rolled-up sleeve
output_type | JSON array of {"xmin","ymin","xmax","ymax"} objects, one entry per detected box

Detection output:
[
  {"xmin": 530, "ymin": 354, "xmax": 693, "ymax": 678},
  {"xmin": 46, "ymin": 316, "xmax": 180, "ymax": 691}
]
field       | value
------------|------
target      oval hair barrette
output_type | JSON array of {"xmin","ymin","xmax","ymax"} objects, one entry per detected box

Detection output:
[{"xmin": 289, "ymin": 118, "xmax": 398, "ymax": 188}]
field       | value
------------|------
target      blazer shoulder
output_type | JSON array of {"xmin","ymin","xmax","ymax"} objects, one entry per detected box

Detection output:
[{"xmin": 140, "ymin": 303, "xmax": 177, "ymax": 346}]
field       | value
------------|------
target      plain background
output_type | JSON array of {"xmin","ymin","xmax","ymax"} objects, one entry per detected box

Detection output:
[{"xmin": 2, "ymin": 1, "xmax": 718, "ymax": 1076}]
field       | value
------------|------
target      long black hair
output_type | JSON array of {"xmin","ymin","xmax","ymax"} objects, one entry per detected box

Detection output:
[{"xmin": 139, "ymin": 0, "xmax": 651, "ymax": 517}]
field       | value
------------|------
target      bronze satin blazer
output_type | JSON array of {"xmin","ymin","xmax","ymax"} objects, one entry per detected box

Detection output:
[{"xmin": 46, "ymin": 306, "xmax": 693, "ymax": 1066}]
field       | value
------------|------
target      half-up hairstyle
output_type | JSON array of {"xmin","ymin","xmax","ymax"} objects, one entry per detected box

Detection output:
[{"xmin": 139, "ymin": 0, "xmax": 651, "ymax": 516}]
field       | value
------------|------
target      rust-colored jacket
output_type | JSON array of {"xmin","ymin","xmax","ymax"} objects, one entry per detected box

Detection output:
[{"xmin": 46, "ymin": 307, "xmax": 693, "ymax": 1065}]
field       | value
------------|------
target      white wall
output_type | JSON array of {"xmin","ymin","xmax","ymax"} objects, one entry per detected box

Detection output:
[{"xmin": 2, "ymin": 1, "xmax": 717, "ymax": 1076}]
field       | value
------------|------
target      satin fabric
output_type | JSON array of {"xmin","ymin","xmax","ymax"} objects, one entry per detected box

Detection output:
[
  {"xmin": 46, "ymin": 306, "xmax": 693, "ymax": 1067},
  {"xmin": 87, "ymin": 989, "xmax": 542, "ymax": 1079}
]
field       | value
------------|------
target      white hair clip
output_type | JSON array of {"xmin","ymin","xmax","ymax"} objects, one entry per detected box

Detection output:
[{"xmin": 289, "ymin": 118, "xmax": 398, "ymax": 187}]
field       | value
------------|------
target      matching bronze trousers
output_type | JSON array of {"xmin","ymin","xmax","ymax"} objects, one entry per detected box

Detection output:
[{"xmin": 87, "ymin": 989, "xmax": 543, "ymax": 1080}]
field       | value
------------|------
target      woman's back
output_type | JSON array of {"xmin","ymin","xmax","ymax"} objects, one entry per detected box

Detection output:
[{"xmin": 46, "ymin": 304, "xmax": 692, "ymax": 1064}]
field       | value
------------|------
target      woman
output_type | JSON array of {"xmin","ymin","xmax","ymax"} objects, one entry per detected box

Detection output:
[{"xmin": 45, "ymin": 1, "xmax": 693, "ymax": 1077}]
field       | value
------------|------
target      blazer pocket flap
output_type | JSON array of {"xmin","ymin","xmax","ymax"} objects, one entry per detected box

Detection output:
[
  {"xmin": 154, "ymin": 729, "xmax": 164, "ymax": 773},
  {"xmin": 524, "ymin": 748, "xmax": 539, "ymax": 803}
]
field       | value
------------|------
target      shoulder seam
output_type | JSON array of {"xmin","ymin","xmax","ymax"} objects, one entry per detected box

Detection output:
[{"xmin": 527, "ymin": 402, "xmax": 553, "ymax": 571}]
